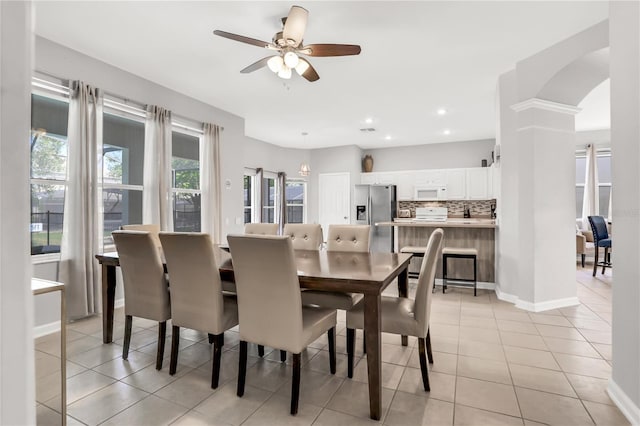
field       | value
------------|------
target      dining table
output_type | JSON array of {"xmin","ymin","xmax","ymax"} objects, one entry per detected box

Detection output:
[{"xmin": 95, "ymin": 248, "xmax": 412, "ymax": 420}]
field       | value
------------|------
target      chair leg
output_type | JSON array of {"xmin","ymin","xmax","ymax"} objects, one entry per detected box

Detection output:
[
  {"xmin": 426, "ymin": 328, "xmax": 434, "ymax": 364},
  {"xmin": 327, "ymin": 327, "xmax": 336, "ymax": 374},
  {"xmin": 602, "ymin": 247, "xmax": 608, "ymax": 274},
  {"xmin": 442, "ymin": 255, "xmax": 448, "ymax": 293},
  {"xmin": 156, "ymin": 321, "xmax": 167, "ymax": 370},
  {"xmin": 280, "ymin": 350, "xmax": 287, "ymax": 363},
  {"xmin": 362, "ymin": 330, "xmax": 366, "ymax": 354},
  {"xmin": 237, "ymin": 341, "xmax": 248, "ymax": 397},
  {"xmin": 211, "ymin": 333, "xmax": 224, "ymax": 389},
  {"xmin": 122, "ymin": 315, "xmax": 133, "ymax": 360},
  {"xmin": 291, "ymin": 353, "xmax": 301, "ymax": 415},
  {"xmin": 258, "ymin": 345, "xmax": 265, "ymax": 357},
  {"xmin": 417, "ymin": 337, "xmax": 430, "ymax": 391},
  {"xmin": 581, "ymin": 254, "xmax": 586, "ymax": 268},
  {"xmin": 170, "ymin": 326, "xmax": 180, "ymax": 375},
  {"xmin": 346, "ymin": 328, "xmax": 355, "ymax": 378},
  {"xmin": 593, "ymin": 246, "xmax": 599, "ymax": 277},
  {"xmin": 208, "ymin": 333, "xmax": 214, "ymax": 344},
  {"xmin": 473, "ymin": 255, "xmax": 477, "ymax": 297}
]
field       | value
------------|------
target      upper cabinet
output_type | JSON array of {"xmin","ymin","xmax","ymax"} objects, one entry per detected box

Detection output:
[
  {"xmin": 466, "ymin": 168, "xmax": 490, "ymax": 199},
  {"xmin": 445, "ymin": 169, "xmax": 466, "ymax": 200}
]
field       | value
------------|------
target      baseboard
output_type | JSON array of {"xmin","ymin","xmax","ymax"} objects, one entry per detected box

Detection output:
[
  {"xmin": 434, "ymin": 278, "xmax": 495, "ymax": 291},
  {"xmin": 34, "ymin": 298, "xmax": 125, "ymax": 338},
  {"xmin": 34, "ymin": 320, "xmax": 61, "ymax": 338},
  {"xmin": 608, "ymin": 378, "xmax": 640, "ymax": 425},
  {"xmin": 494, "ymin": 287, "xmax": 579, "ymax": 312}
]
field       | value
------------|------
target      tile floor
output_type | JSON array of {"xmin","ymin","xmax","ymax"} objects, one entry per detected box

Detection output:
[{"xmin": 35, "ymin": 265, "xmax": 630, "ymax": 425}]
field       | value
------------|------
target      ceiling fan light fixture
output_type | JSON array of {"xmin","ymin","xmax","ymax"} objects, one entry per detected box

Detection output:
[
  {"xmin": 295, "ymin": 59, "xmax": 310, "ymax": 75},
  {"xmin": 267, "ymin": 56, "xmax": 284, "ymax": 73},
  {"xmin": 284, "ymin": 51, "xmax": 300, "ymax": 68},
  {"xmin": 278, "ymin": 66, "xmax": 292, "ymax": 79}
]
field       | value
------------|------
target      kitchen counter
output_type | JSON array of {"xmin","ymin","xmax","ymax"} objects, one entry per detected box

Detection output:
[{"xmin": 376, "ymin": 218, "xmax": 496, "ymax": 229}]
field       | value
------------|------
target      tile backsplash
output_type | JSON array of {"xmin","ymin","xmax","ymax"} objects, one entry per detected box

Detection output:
[{"xmin": 398, "ymin": 200, "xmax": 495, "ymax": 218}]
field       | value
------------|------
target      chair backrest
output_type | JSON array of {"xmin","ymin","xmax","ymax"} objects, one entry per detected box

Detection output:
[
  {"xmin": 159, "ymin": 232, "xmax": 226, "ymax": 333},
  {"xmin": 121, "ymin": 224, "xmax": 161, "ymax": 249},
  {"xmin": 326, "ymin": 225, "xmax": 371, "ymax": 252},
  {"xmin": 588, "ymin": 216, "xmax": 609, "ymax": 242},
  {"xmin": 112, "ymin": 230, "xmax": 170, "ymax": 322},
  {"xmin": 283, "ymin": 224, "xmax": 323, "ymax": 250},
  {"xmin": 244, "ymin": 223, "xmax": 279, "ymax": 235},
  {"xmin": 413, "ymin": 229, "xmax": 444, "ymax": 337},
  {"xmin": 227, "ymin": 234, "xmax": 304, "ymax": 353}
]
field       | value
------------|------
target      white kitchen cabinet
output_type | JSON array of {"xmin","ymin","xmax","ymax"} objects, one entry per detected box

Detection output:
[
  {"xmin": 466, "ymin": 168, "xmax": 490, "ymax": 199},
  {"xmin": 414, "ymin": 170, "xmax": 445, "ymax": 186},
  {"xmin": 445, "ymin": 169, "xmax": 466, "ymax": 200},
  {"xmin": 396, "ymin": 172, "xmax": 414, "ymax": 200},
  {"xmin": 360, "ymin": 173, "xmax": 377, "ymax": 185}
]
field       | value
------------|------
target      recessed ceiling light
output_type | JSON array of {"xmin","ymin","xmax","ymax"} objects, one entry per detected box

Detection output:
[
  {"xmin": 365, "ymin": 117, "xmax": 373, "ymax": 124},
  {"xmin": 385, "ymin": 135, "xmax": 392, "ymax": 140},
  {"xmin": 437, "ymin": 108, "xmax": 447, "ymax": 116},
  {"xmin": 443, "ymin": 129, "xmax": 451, "ymax": 135}
]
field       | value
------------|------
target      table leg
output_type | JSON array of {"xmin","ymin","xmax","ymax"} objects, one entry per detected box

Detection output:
[
  {"xmin": 60, "ymin": 287, "xmax": 67, "ymax": 425},
  {"xmin": 364, "ymin": 293, "xmax": 382, "ymax": 420},
  {"xmin": 102, "ymin": 264, "xmax": 116, "ymax": 343},
  {"xmin": 398, "ymin": 267, "xmax": 409, "ymax": 346}
]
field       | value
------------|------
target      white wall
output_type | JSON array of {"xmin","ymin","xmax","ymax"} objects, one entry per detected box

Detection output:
[
  {"xmin": 0, "ymin": 2, "xmax": 36, "ymax": 423},
  {"xmin": 243, "ymin": 136, "xmax": 310, "ymax": 178},
  {"xmin": 362, "ymin": 139, "xmax": 494, "ymax": 172},
  {"xmin": 609, "ymin": 2, "xmax": 640, "ymax": 421}
]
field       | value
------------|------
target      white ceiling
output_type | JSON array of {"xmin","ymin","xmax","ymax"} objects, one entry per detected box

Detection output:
[{"xmin": 34, "ymin": 1, "xmax": 609, "ymax": 149}]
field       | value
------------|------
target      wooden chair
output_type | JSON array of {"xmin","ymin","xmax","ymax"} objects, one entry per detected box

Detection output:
[{"xmin": 227, "ymin": 234, "xmax": 337, "ymax": 415}]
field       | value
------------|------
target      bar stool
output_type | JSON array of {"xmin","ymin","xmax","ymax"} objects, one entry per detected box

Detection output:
[
  {"xmin": 400, "ymin": 246, "xmax": 426, "ymax": 279},
  {"xmin": 442, "ymin": 247, "xmax": 478, "ymax": 296}
]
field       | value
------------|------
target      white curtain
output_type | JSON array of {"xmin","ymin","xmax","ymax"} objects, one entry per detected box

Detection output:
[
  {"xmin": 200, "ymin": 123, "xmax": 222, "ymax": 243},
  {"xmin": 143, "ymin": 106, "xmax": 173, "ymax": 231},
  {"xmin": 59, "ymin": 81, "xmax": 103, "ymax": 319},
  {"xmin": 582, "ymin": 144, "xmax": 599, "ymax": 229}
]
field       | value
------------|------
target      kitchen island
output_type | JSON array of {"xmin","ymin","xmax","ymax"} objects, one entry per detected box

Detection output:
[{"xmin": 377, "ymin": 219, "xmax": 496, "ymax": 283}]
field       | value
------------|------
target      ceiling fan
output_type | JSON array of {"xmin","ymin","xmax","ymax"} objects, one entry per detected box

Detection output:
[{"xmin": 213, "ymin": 5, "xmax": 361, "ymax": 82}]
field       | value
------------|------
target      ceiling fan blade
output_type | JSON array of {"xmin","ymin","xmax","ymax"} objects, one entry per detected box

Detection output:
[
  {"xmin": 282, "ymin": 6, "xmax": 308, "ymax": 47},
  {"xmin": 213, "ymin": 30, "xmax": 275, "ymax": 49},
  {"xmin": 296, "ymin": 58, "xmax": 319, "ymax": 82},
  {"xmin": 302, "ymin": 44, "xmax": 362, "ymax": 57},
  {"xmin": 240, "ymin": 56, "xmax": 277, "ymax": 74}
]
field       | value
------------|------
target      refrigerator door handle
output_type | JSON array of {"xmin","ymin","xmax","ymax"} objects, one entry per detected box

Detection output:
[{"xmin": 368, "ymin": 195, "xmax": 373, "ymax": 225}]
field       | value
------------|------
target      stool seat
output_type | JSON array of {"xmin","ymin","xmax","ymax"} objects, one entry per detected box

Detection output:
[
  {"xmin": 442, "ymin": 247, "xmax": 478, "ymax": 256},
  {"xmin": 400, "ymin": 246, "xmax": 426, "ymax": 255}
]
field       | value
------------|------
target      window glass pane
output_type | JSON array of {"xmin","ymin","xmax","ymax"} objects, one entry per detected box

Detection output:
[
  {"xmin": 262, "ymin": 207, "xmax": 275, "ymax": 223},
  {"xmin": 31, "ymin": 184, "xmax": 65, "ymax": 255},
  {"xmin": 104, "ymin": 113, "xmax": 144, "ymax": 186},
  {"xmin": 103, "ymin": 189, "xmax": 143, "ymax": 248},
  {"xmin": 575, "ymin": 157, "xmax": 586, "ymax": 184},
  {"xmin": 287, "ymin": 206, "xmax": 304, "ymax": 224},
  {"xmin": 286, "ymin": 182, "xmax": 304, "ymax": 205},
  {"xmin": 598, "ymin": 186, "xmax": 611, "ymax": 218},
  {"xmin": 172, "ymin": 131, "xmax": 200, "ymax": 190},
  {"xmin": 263, "ymin": 178, "xmax": 275, "ymax": 207},
  {"xmin": 173, "ymin": 192, "xmax": 201, "ymax": 232},
  {"xmin": 576, "ymin": 186, "xmax": 584, "ymax": 219},
  {"xmin": 30, "ymin": 132, "xmax": 67, "ymax": 180},
  {"xmin": 244, "ymin": 175, "xmax": 252, "ymax": 207},
  {"xmin": 597, "ymin": 155, "xmax": 611, "ymax": 183},
  {"xmin": 31, "ymin": 94, "xmax": 69, "ymax": 138}
]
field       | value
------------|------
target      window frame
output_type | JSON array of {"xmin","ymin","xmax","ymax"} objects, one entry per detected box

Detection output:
[
  {"xmin": 262, "ymin": 171, "xmax": 277, "ymax": 224},
  {"xmin": 171, "ymin": 125, "xmax": 203, "ymax": 232},
  {"xmin": 575, "ymin": 149, "xmax": 612, "ymax": 220},
  {"xmin": 285, "ymin": 179, "xmax": 307, "ymax": 224},
  {"xmin": 243, "ymin": 169, "xmax": 258, "ymax": 224}
]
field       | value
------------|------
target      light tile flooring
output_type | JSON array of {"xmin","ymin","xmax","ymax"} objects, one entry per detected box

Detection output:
[{"xmin": 35, "ymin": 265, "xmax": 630, "ymax": 425}]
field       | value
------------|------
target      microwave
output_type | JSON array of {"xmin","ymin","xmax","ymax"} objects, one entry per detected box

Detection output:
[{"xmin": 414, "ymin": 185, "xmax": 447, "ymax": 201}]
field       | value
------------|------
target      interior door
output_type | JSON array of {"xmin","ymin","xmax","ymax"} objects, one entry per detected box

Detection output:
[{"xmin": 319, "ymin": 172, "xmax": 351, "ymax": 241}]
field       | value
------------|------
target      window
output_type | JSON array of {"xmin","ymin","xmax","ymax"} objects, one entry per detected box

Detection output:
[
  {"xmin": 101, "ymin": 110, "xmax": 145, "ymax": 248},
  {"xmin": 575, "ymin": 150, "xmax": 612, "ymax": 219},
  {"xmin": 262, "ymin": 175, "xmax": 276, "ymax": 223},
  {"xmin": 30, "ymin": 93, "xmax": 69, "ymax": 255},
  {"xmin": 285, "ymin": 180, "xmax": 306, "ymax": 223},
  {"xmin": 243, "ymin": 173, "xmax": 254, "ymax": 224},
  {"xmin": 172, "ymin": 130, "xmax": 201, "ymax": 232}
]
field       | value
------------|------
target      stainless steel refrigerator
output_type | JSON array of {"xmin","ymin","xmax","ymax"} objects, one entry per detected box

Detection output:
[{"xmin": 354, "ymin": 184, "xmax": 397, "ymax": 252}]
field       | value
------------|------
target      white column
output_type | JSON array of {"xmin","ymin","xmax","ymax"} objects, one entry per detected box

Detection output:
[
  {"xmin": 0, "ymin": 1, "xmax": 35, "ymax": 424},
  {"xmin": 509, "ymin": 98, "xmax": 581, "ymax": 311},
  {"xmin": 608, "ymin": 2, "xmax": 640, "ymax": 423}
]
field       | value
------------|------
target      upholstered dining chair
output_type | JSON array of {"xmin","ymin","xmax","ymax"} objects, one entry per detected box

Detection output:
[
  {"xmin": 244, "ymin": 223, "xmax": 278, "ymax": 235},
  {"xmin": 346, "ymin": 228, "xmax": 444, "ymax": 391},
  {"xmin": 112, "ymin": 230, "xmax": 171, "ymax": 370},
  {"xmin": 283, "ymin": 223, "xmax": 323, "ymax": 250},
  {"xmin": 300, "ymin": 225, "xmax": 371, "ymax": 311},
  {"xmin": 159, "ymin": 232, "xmax": 239, "ymax": 388},
  {"xmin": 588, "ymin": 215, "xmax": 612, "ymax": 276},
  {"xmin": 227, "ymin": 234, "xmax": 337, "ymax": 415},
  {"xmin": 121, "ymin": 224, "xmax": 161, "ymax": 251}
]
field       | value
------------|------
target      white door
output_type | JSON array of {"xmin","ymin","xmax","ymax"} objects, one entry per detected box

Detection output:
[{"xmin": 319, "ymin": 172, "xmax": 351, "ymax": 241}]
